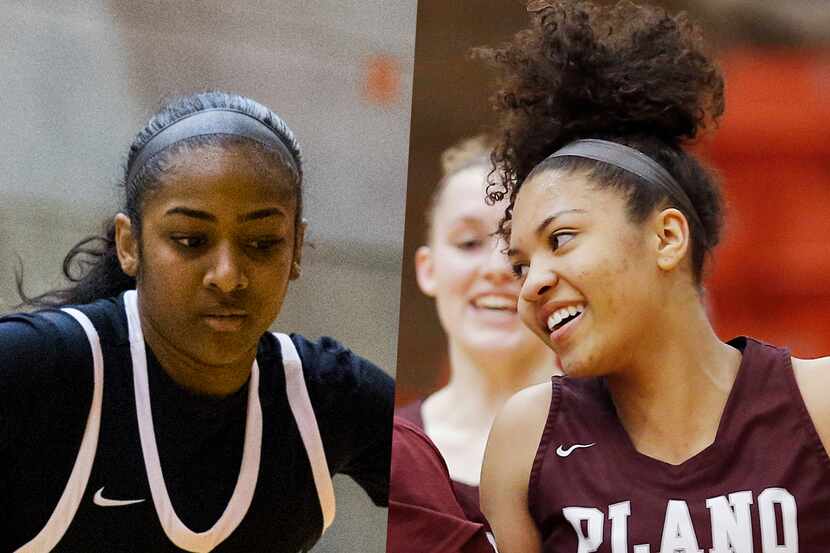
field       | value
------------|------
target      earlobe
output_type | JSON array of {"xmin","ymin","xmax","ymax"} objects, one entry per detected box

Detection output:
[
  {"xmin": 114, "ymin": 213, "xmax": 139, "ymax": 277},
  {"xmin": 654, "ymin": 208, "xmax": 690, "ymax": 272},
  {"xmin": 290, "ymin": 219, "xmax": 307, "ymax": 281},
  {"xmin": 414, "ymin": 246, "xmax": 437, "ymax": 297}
]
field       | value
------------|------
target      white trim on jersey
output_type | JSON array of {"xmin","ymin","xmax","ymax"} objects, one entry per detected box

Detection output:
[
  {"xmin": 17, "ymin": 292, "xmax": 336, "ymax": 552},
  {"xmin": 274, "ymin": 332, "xmax": 336, "ymax": 532},
  {"xmin": 124, "ymin": 290, "xmax": 262, "ymax": 552},
  {"xmin": 15, "ymin": 308, "xmax": 105, "ymax": 553}
]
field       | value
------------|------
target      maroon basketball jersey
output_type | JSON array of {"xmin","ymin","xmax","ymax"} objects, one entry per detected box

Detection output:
[
  {"xmin": 397, "ymin": 400, "xmax": 486, "ymax": 525},
  {"xmin": 528, "ymin": 337, "xmax": 830, "ymax": 552},
  {"xmin": 388, "ymin": 417, "xmax": 492, "ymax": 553}
]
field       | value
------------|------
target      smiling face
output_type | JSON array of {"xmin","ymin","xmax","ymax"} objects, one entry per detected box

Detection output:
[
  {"xmin": 508, "ymin": 169, "xmax": 665, "ymax": 377},
  {"xmin": 117, "ymin": 143, "xmax": 301, "ymax": 369},
  {"xmin": 416, "ymin": 164, "xmax": 548, "ymax": 362}
]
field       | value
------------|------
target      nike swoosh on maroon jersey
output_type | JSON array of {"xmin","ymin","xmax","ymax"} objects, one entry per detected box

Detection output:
[{"xmin": 555, "ymin": 443, "xmax": 596, "ymax": 457}]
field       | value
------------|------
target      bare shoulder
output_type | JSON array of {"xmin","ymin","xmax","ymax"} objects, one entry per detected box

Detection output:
[
  {"xmin": 486, "ymin": 382, "xmax": 553, "ymax": 472},
  {"xmin": 480, "ymin": 382, "xmax": 553, "ymax": 553},
  {"xmin": 792, "ymin": 355, "xmax": 830, "ymax": 451},
  {"xmin": 494, "ymin": 382, "xmax": 553, "ymax": 437}
]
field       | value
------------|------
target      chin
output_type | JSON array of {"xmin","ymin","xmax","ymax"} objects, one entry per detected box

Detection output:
[
  {"xmin": 193, "ymin": 335, "xmax": 257, "ymax": 365},
  {"xmin": 465, "ymin": 326, "xmax": 516, "ymax": 345},
  {"xmin": 557, "ymin": 347, "xmax": 609, "ymax": 379},
  {"xmin": 464, "ymin": 334, "xmax": 530, "ymax": 360},
  {"xmin": 558, "ymin": 359, "xmax": 587, "ymax": 378}
]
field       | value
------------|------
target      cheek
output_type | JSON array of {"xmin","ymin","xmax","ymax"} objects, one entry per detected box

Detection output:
[
  {"xmin": 253, "ymin": 267, "xmax": 291, "ymax": 304},
  {"xmin": 518, "ymin": 300, "xmax": 538, "ymax": 334},
  {"xmin": 579, "ymin": 247, "xmax": 653, "ymax": 346},
  {"xmin": 248, "ymin": 257, "xmax": 295, "ymax": 311},
  {"xmin": 253, "ymin": 292, "xmax": 284, "ymax": 329},
  {"xmin": 432, "ymin": 248, "xmax": 478, "ymax": 296},
  {"xmin": 137, "ymin": 262, "xmax": 197, "ymax": 329},
  {"xmin": 140, "ymin": 248, "xmax": 202, "ymax": 295}
]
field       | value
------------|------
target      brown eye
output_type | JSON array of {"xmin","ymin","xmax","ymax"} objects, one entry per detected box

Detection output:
[
  {"xmin": 549, "ymin": 232, "xmax": 575, "ymax": 252},
  {"xmin": 172, "ymin": 235, "xmax": 206, "ymax": 249},
  {"xmin": 511, "ymin": 262, "xmax": 529, "ymax": 279},
  {"xmin": 246, "ymin": 238, "xmax": 284, "ymax": 252},
  {"xmin": 456, "ymin": 239, "xmax": 483, "ymax": 251}
]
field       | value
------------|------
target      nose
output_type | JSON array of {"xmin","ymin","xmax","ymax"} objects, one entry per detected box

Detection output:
[
  {"xmin": 482, "ymin": 238, "xmax": 514, "ymax": 284},
  {"xmin": 520, "ymin": 261, "xmax": 557, "ymax": 302},
  {"xmin": 203, "ymin": 242, "xmax": 248, "ymax": 293}
]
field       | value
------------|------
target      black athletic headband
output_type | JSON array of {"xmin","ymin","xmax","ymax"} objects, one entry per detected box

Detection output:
[
  {"xmin": 126, "ymin": 108, "xmax": 301, "ymax": 187},
  {"xmin": 537, "ymin": 139, "xmax": 704, "ymax": 232}
]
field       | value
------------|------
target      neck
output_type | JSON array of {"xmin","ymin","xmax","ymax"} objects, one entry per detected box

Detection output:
[
  {"xmin": 428, "ymin": 338, "xmax": 554, "ymax": 424},
  {"xmin": 421, "ymin": 339, "xmax": 556, "ymax": 485},
  {"xmin": 605, "ymin": 295, "xmax": 742, "ymax": 464},
  {"xmin": 139, "ymin": 311, "xmax": 254, "ymax": 397}
]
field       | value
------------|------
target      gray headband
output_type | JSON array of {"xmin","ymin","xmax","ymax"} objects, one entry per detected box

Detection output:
[
  {"xmin": 126, "ymin": 108, "xmax": 300, "ymax": 186},
  {"xmin": 539, "ymin": 139, "xmax": 703, "ymax": 231}
]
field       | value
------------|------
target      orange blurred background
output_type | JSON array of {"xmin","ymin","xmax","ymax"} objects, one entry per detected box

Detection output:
[{"xmin": 701, "ymin": 48, "xmax": 830, "ymax": 357}]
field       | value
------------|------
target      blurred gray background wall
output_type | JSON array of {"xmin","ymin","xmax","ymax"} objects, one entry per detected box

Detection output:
[{"xmin": 0, "ymin": 1, "xmax": 415, "ymax": 551}]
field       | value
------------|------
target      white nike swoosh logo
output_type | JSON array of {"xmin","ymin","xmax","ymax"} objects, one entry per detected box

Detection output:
[
  {"xmin": 556, "ymin": 443, "xmax": 596, "ymax": 457},
  {"xmin": 93, "ymin": 487, "xmax": 145, "ymax": 507}
]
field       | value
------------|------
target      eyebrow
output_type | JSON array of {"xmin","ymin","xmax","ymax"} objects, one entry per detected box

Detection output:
[
  {"xmin": 534, "ymin": 208, "xmax": 587, "ymax": 236},
  {"xmin": 506, "ymin": 208, "xmax": 587, "ymax": 257},
  {"xmin": 448, "ymin": 215, "xmax": 488, "ymax": 229},
  {"xmin": 164, "ymin": 206, "xmax": 286, "ymax": 223},
  {"xmin": 238, "ymin": 208, "xmax": 286, "ymax": 222}
]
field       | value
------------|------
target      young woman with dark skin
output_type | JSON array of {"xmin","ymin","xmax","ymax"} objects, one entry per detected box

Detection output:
[
  {"xmin": 476, "ymin": 2, "xmax": 830, "ymax": 552},
  {"xmin": 0, "ymin": 91, "xmax": 392, "ymax": 553}
]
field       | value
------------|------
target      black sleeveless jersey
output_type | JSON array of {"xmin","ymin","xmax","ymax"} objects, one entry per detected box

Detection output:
[{"xmin": 0, "ymin": 295, "xmax": 393, "ymax": 552}]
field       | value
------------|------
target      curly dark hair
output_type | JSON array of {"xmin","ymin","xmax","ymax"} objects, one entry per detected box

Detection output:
[{"xmin": 476, "ymin": 0, "xmax": 726, "ymax": 284}]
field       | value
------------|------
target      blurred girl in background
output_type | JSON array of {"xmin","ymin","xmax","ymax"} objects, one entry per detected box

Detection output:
[{"xmin": 398, "ymin": 136, "xmax": 558, "ymax": 526}]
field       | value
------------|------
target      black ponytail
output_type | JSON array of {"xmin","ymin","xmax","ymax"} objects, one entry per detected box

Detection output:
[{"xmin": 16, "ymin": 219, "xmax": 135, "ymax": 308}]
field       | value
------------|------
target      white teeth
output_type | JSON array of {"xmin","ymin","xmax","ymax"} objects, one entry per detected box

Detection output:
[
  {"xmin": 474, "ymin": 295, "xmax": 516, "ymax": 311},
  {"xmin": 546, "ymin": 304, "xmax": 585, "ymax": 332}
]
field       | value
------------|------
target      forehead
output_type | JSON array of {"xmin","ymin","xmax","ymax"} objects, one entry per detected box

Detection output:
[
  {"xmin": 514, "ymin": 168, "xmax": 592, "ymax": 213},
  {"xmin": 434, "ymin": 165, "xmax": 502, "ymax": 227},
  {"xmin": 145, "ymin": 144, "xmax": 298, "ymax": 214},
  {"xmin": 510, "ymin": 169, "xmax": 611, "ymax": 242}
]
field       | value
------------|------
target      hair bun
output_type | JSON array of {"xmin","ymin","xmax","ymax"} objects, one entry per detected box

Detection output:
[{"xmin": 478, "ymin": 0, "xmax": 724, "ymax": 181}]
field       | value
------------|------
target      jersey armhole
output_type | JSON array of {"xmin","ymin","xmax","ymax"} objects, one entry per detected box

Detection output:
[
  {"xmin": 527, "ymin": 376, "xmax": 563, "ymax": 518},
  {"xmin": 272, "ymin": 332, "xmax": 337, "ymax": 534},
  {"xmin": 784, "ymin": 354, "xmax": 830, "ymax": 473},
  {"xmin": 13, "ymin": 307, "xmax": 105, "ymax": 553}
]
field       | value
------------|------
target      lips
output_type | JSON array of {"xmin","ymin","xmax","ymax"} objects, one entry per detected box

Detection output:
[
  {"xmin": 202, "ymin": 309, "xmax": 248, "ymax": 317},
  {"xmin": 538, "ymin": 301, "xmax": 587, "ymax": 341},
  {"xmin": 546, "ymin": 304, "xmax": 585, "ymax": 332},
  {"xmin": 200, "ymin": 308, "xmax": 248, "ymax": 332},
  {"xmin": 470, "ymin": 293, "xmax": 518, "ymax": 313}
]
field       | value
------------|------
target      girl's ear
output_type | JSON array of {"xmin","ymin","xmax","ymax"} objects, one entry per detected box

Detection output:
[
  {"xmin": 290, "ymin": 218, "xmax": 307, "ymax": 280},
  {"xmin": 653, "ymin": 208, "xmax": 690, "ymax": 272},
  {"xmin": 414, "ymin": 246, "xmax": 437, "ymax": 297},
  {"xmin": 114, "ymin": 213, "xmax": 139, "ymax": 277}
]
